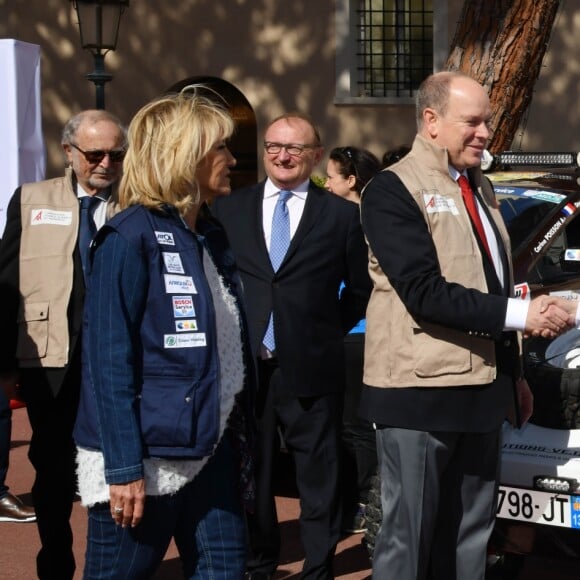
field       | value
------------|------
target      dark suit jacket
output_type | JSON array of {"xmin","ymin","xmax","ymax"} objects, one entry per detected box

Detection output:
[{"xmin": 212, "ymin": 180, "xmax": 371, "ymax": 397}]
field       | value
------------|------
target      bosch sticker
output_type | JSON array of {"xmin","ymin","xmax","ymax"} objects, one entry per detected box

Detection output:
[
  {"xmin": 162, "ymin": 252, "xmax": 185, "ymax": 274},
  {"xmin": 172, "ymin": 296, "xmax": 195, "ymax": 318},
  {"xmin": 164, "ymin": 333, "xmax": 207, "ymax": 348},
  {"xmin": 155, "ymin": 231, "xmax": 175, "ymax": 245},
  {"xmin": 175, "ymin": 319, "xmax": 198, "ymax": 332},
  {"xmin": 164, "ymin": 274, "xmax": 196, "ymax": 294}
]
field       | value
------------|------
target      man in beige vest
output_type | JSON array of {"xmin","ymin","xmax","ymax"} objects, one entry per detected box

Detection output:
[
  {"xmin": 0, "ymin": 110, "xmax": 126, "ymax": 579},
  {"xmin": 360, "ymin": 72, "xmax": 573, "ymax": 580}
]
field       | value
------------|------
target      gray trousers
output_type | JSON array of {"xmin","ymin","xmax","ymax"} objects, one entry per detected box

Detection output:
[{"xmin": 373, "ymin": 427, "xmax": 501, "ymax": 580}]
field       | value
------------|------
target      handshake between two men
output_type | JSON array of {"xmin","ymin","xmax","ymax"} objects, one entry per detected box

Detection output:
[{"xmin": 526, "ymin": 295, "xmax": 579, "ymax": 339}]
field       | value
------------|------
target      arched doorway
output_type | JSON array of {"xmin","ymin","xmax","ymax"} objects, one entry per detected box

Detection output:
[{"xmin": 166, "ymin": 76, "xmax": 257, "ymax": 190}]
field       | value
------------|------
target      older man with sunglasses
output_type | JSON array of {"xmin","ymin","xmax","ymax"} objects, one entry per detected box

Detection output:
[{"xmin": 0, "ymin": 109, "xmax": 126, "ymax": 579}]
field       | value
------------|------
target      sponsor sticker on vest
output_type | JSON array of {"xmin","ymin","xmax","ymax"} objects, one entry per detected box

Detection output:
[
  {"xmin": 30, "ymin": 209, "xmax": 73, "ymax": 226},
  {"xmin": 164, "ymin": 274, "xmax": 197, "ymax": 294},
  {"xmin": 172, "ymin": 296, "xmax": 195, "ymax": 317},
  {"xmin": 164, "ymin": 333, "xmax": 206, "ymax": 348},
  {"xmin": 162, "ymin": 252, "xmax": 185, "ymax": 274},
  {"xmin": 175, "ymin": 319, "xmax": 197, "ymax": 332},
  {"xmin": 423, "ymin": 193, "xmax": 459, "ymax": 216},
  {"xmin": 155, "ymin": 231, "xmax": 175, "ymax": 245}
]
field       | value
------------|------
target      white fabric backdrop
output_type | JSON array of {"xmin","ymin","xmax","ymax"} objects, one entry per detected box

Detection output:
[{"xmin": 0, "ymin": 39, "xmax": 45, "ymax": 236}]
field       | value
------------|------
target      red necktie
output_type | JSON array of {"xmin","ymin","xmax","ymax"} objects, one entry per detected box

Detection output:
[{"xmin": 458, "ymin": 175, "xmax": 492, "ymax": 260}]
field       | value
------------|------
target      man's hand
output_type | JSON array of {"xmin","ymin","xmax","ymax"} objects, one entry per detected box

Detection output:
[
  {"xmin": 541, "ymin": 296, "xmax": 579, "ymax": 323},
  {"xmin": 109, "ymin": 478, "xmax": 146, "ymax": 528},
  {"xmin": 525, "ymin": 296, "xmax": 575, "ymax": 339},
  {"xmin": 0, "ymin": 371, "xmax": 20, "ymax": 400}
]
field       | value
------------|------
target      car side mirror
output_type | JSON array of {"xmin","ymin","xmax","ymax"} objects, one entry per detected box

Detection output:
[{"xmin": 561, "ymin": 248, "xmax": 580, "ymax": 272}]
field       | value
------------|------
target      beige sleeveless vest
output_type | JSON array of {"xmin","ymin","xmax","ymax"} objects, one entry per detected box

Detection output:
[{"xmin": 363, "ymin": 135, "xmax": 514, "ymax": 389}]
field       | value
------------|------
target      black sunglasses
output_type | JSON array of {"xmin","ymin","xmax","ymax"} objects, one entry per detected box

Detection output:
[{"xmin": 70, "ymin": 143, "xmax": 126, "ymax": 164}]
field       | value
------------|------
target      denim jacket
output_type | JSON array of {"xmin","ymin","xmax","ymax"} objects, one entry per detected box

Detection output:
[{"xmin": 74, "ymin": 204, "xmax": 256, "ymax": 491}]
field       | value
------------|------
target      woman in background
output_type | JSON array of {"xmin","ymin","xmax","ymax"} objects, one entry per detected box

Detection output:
[
  {"xmin": 74, "ymin": 89, "xmax": 255, "ymax": 579},
  {"xmin": 325, "ymin": 146, "xmax": 380, "ymax": 534},
  {"xmin": 325, "ymin": 146, "xmax": 380, "ymax": 204}
]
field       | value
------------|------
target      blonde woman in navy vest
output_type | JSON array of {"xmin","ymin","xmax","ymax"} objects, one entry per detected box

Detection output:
[{"xmin": 74, "ymin": 89, "xmax": 256, "ymax": 579}]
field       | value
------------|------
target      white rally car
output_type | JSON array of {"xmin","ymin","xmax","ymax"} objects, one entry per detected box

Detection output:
[{"xmin": 486, "ymin": 152, "xmax": 580, "ymax": 576}]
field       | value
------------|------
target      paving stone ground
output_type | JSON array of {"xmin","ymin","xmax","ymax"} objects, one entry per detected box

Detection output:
[
  {"xmin": 4, "ymin": 407, "xmax": 578, "ymax": 579},
  {"xmin": 1, "ymin": 407, "xmax": 372, "ymax": 579}
]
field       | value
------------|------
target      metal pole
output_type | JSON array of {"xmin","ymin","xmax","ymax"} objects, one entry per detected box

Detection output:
[{"xmin": 86, "ymin": 52, "xmax": 112, "ymax": 109}]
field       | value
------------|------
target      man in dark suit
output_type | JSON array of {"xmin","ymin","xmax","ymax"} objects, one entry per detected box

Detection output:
[
  {"xmin": 0, "ymin": 110, "xmax": 126, "ymax": 579},
  {"xmin": 360, "ymin": 72, "xmax": 572, "ymax": 580},
  {"xmin": 212, "ymin": 113, "xmax": 371, "ymax": 579}
]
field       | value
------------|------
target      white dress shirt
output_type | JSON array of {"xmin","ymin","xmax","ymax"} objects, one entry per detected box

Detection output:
[{"xmin": 262, "ymin": 178, "xmax": 309, "ymax": 250}]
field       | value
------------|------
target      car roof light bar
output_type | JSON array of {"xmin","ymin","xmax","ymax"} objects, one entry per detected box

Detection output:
[{"xmin": 495, "ymin": 152, "xmax": 580, "ymax": 168}]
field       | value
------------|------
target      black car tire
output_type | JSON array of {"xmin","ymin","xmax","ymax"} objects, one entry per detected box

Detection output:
[
  {"xmin": 484, "ymin": 554, "xmax": 525, "ymax": 579},
  {"xmin": 524, "ymin": 329, "xmax": 580, "ymax": 429}
]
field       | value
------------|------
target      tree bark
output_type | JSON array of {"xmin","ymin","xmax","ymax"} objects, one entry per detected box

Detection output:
[{"xmin": 446, "ymin": 0, "xmax": 561, "ymax": 153}]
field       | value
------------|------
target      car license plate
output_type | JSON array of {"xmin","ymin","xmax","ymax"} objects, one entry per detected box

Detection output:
[{"xmin": 497, "ymin": 486, "xmax": 580, "ymax": 529}]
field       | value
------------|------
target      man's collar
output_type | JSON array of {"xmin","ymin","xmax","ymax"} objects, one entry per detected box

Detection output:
[
  {"xmin": 449, "ymin": 166, "xmax": 463, "ymax": 182},
  {"xmin": 264, "ymin": 178, "xmax": 309, "ymax": 200},
  {"xmin": 75, "ymin": 182, "xmax": 111, "ymax": 202}
]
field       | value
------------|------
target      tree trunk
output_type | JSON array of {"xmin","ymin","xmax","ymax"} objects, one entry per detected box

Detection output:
[{"xmin": 446, "ymin": 0, "xmax": 561, "ymax": 153}]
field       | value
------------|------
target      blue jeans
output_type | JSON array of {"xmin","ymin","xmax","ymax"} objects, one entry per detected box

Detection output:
[
  {"xmin": 0, "ymin": 387, "xmax": 12, "ymax": 498},
  {"xmin": 83, "ymin": 437, "xmax": 247, "ymax": 579}
]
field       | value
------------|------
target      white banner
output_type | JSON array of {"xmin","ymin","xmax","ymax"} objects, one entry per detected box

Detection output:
[{"xmin": 0, "ymin": 39, "xmax": 45, "ymax": 236}]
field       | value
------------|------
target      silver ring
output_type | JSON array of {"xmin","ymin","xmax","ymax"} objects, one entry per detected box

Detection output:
[{"xmin": 114, "ymin": 506, "xmax": 123, "ymax": 514}]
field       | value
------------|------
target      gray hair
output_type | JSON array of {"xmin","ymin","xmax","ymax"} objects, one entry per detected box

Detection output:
[{"xmin": 61, "ymin": 109, "xmax": 127, "ymax": 146}]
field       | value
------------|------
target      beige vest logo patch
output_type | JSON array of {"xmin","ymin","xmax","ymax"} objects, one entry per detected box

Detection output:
[{"xmin": 30, "ymin": 208, "xmax": 73, "ymax": 226}]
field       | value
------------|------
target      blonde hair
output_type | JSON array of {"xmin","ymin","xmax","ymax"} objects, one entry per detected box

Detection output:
[{"xmin": 119, "ymin": 88, "xmax": 234, "ymax": 214}]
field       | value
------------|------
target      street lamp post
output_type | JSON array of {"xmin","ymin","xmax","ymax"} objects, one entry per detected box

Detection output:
[{"xmin": 70, "ymin": 0, "xmax": 129, "ymax": 109}]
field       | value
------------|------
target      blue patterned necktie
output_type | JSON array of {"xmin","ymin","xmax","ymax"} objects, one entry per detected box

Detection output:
[
  {"xmin": 79, "ymin": 195, "xmax": 99, "ymax": 282},
  {"xmin": 263, "ymin": 190, "xmax": 292, "ymax": 351}
]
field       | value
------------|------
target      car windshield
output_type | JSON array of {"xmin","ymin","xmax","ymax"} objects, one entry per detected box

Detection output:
[
  {"xmin": 499, "ymin": 196, "xmax": 553, "ymax": 250},
  {"xmin": 495, "ymin": 185, "xmax": 580, "ymax": 287}
]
